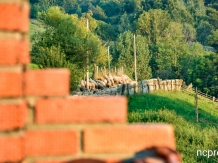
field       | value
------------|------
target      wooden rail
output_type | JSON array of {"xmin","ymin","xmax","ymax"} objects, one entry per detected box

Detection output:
[{"xmin": 181, "ymin": 85, "xmax": 217, "ymax": 103}]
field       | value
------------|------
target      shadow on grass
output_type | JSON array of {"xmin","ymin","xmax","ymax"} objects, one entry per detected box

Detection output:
[{"xmin": 127, "ymin": 94, "xmax": 218, "ymax": 128}]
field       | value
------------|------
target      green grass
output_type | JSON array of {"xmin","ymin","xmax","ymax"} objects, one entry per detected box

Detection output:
[
  {"xmin": 28, "ymin": 63, "xmax": 40, "ymax": 69},
  {"xmin": 30, "ymin": 19, "xmax": 44, "ymax": 37},
  {"xmin": 128, "ymin": 91, "xmax": 218, "ymax": 163}
]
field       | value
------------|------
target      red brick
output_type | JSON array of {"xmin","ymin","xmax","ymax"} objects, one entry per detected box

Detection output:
[
  {"xmin": 20, "ymin": 3, "xmax": 30, "ymax": 32},
  {"xmin": 0, "ymin": 39, "xmax": 19, "ymax": 65},
  {"xmin": 0, "ymin": 136, "xmax": 24, "ymax": 162},
  {"xmin": 0, "ymin": 3, "xmax": 20, "ymax": 31},
  {"xmin": 0, "ymin": 101, "xmax": 27, "ymax": 131},
  {"xmin": 84, "ymin": 125, "xmax": 176, "ymax": 153},
  {"xmin": 25, "ymin": 130, "xmax": 78, "ymax": 156},
  {"xmin": 35, "ymin": 97, "xmax": 127, "ymax": 124},
  {"xmin": 19, "ymin": 40, "xmax": 30, "ymax": 64},
  {"xmin": 0, "ymin": 39, "xmax": 30, "ymax": 65},
  {"xmin": 35, "ymin": 159, "xmax": 121, "ymax": 163},
  {"xmin": 0, "ymin": 71, "xmax": 22, "ymax": 97},
  {"xmin": 24, "ymin": 69, "xmax": 70, "ymax": 96},
  {"xmin": 35, "ymin": 160, "xmax": 62, "ymax": 163}
]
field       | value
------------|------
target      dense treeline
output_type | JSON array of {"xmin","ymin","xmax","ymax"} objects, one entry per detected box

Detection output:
[{"xmin": 30, "ymin": 0, "xmax": 218, "ymax": 96}]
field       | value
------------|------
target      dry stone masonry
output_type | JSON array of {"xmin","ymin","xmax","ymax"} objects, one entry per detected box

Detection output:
[{"xmin": 75, "ymin": 77, "xmax": 183, "ymax": 96}]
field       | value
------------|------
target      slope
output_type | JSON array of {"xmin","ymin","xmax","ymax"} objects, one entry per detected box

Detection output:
[{"xmin": 128, "ymin": 91, "xmax": 218, "ymax": 163}]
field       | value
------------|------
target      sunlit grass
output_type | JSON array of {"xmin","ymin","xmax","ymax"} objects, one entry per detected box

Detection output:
[{"xmin": 128, "ymin": 91, "xmax": 218, "ymax": 163}]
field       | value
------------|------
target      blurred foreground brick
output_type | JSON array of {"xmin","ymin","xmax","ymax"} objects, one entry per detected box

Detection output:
[
  {"xmin": 0, "ymin": 136, "xmax": 24, "ymax": 162},
  {"xmin": 0, "ymin": 71, "xmax": 22, "ymax": 97},
  {"xmin": 35, "ymin": 97, "xmax": 127, "ymax": 124},
  {"xmin": 0, "ymin": 101, "xmax": 27, "ymax": 131},
  {"xmin": 24, "ymin": 69, "xmax": 70, "ymax": 96},
  {"xmin": 84, "ymin": 125, "xmax": 175, "ymax": 153},
  {"xmin": 25, "ymin": 130, "xmax": 78, "ymax": 156}
]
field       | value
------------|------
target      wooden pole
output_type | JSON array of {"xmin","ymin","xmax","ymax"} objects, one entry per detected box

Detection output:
[
  {"xmin": 83, "ymin": 68, "xmax": 85, "ymax": 81},
  {"xmin": 104, "ymin": 66, "xmax": 106, "ymax": 75},
  {"xmin": 86, "ymin": 19, "xmax": 89, "ymax": 89},
  {"xmin": 134, "ymin": 34, "xmax": 137, "ymax": 82},
  {"xmin": 195, "ymin": 87, "xmax": 198, "ymax": 123},
  {"xmin": 96, "ymin": 66, "xmax": 98, "ymax": 75},
  {"xmin": 108, "ymin": 46, "xmax": 110, "ymax": 75}
]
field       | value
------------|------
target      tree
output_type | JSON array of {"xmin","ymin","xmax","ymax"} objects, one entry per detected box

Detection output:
[
  {"xmin": 111, "ymin": 31, "xmax": 151, "ymax": 80},
  {"xmin": 182, "ymin": 23, "xmax": 196, "ymax": 43},
  {"xmin": 206, "ymin": 7, "xmax": 218, "ymax": 29},
  {"xmin": 31, "ymin": 6, "xmax": 108, "ymax": 90},
  {"xmin": 117, "ymin": 12, "xmax": 131, "ymax": 33},
  {"xmin": 98, "ymin": 0, "xmax": 121, "ymax": 17},
  {"xmin": 207, "ymin": 29, "xmax": 218, "ymax": 51},
  {"xmin": 196, "ymin": 20, "xmax": 213, "ymax": 45},
  {"xmin": 135, "ymin": 35, "xmax": 152, "ymax": 80},
  {"xmin": 92, "ymin": 5, "xmax": 107, "ymax": 20},
  {"xmin": 33, "ymin": 45, "xmax": 82, "ymax": 90},
  {"xmin": 95, "ymin": 21, "xmax": 117, "ymax": 41},
  {"xmin": 156, "ymin": 22, "xmax": 186, "ymax": 79},
  {"xmin": 186, "ymin": 53, "xmax": 218, "ymax": 96},
  {"xmin": 61, "ymin": 0, "xmax": 77, "ymax": 14},
  {"xmin": 136, "ymin": 9, "xmax": 171, "ymax": 45}
]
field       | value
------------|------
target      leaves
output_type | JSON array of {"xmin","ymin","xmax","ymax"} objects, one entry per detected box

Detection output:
[
  {"xmin": 31, "ymin": 6, "xmax": 108, "ymax": 90},
  {"xmin": 207, "ymin": 30, "xmax": 218, "ymax": 51},
  {"xmin": 29, "ymin": 0, "xmax": 218, "ymax": 95}
]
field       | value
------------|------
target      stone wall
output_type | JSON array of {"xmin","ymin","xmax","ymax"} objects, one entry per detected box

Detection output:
[{"xmin": 75, "ymin": 79, "xmax": 183, "ymax": 96}]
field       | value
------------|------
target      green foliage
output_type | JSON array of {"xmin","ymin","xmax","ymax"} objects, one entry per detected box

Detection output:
[
  {"xmin": 196, "ymin": 21, "xmax": 213, "ymax": 45},
  {"xmin": 28, "ymin": 63, "xmax": 40, "ymax": 69},
  {"xmin": 92, "ymin": 5, "xmax": 107, "ymax": 21},
  {"xmin": 98, "ymin": 0, "xmax": 121, "ymax": 17},
  {"xmin": 206, "ymin": 7, "xmax": 218, "ymax": 29},
  {"xmin": 111, "ymin": 31, "xmax": 151, "ymax": 80},
  {"xmin": 136, "ymin": 9, "xmax": 171, "ymax": 45},
  {"xmin": 29, "ymin": 0, "xmax": 218, "ymax": 96},
  {"xmin": 135, "ymin": 35, "xmax": 152, "ymax": 80},
  {"xmin": 31, "ymin": 6, "xmax": 107, "ymax": 90},
  {"xmin": 128, "ymin": 92, "xmax": 218, "ymax": 163},
  {"xmin": 155, "ymin": 22, "xmax": 186, "ymax": 79},
  {"xmin": 34, "ymin": 46, "xmax": 82, "ymax": 90},
  {"xmin": 186, "ymin": 53, "xmax": 218, "ymax": 96},
  {"xmin": 95, "ymin": 21, "xmax": 117, "ymax": 40},
  {"xmin": 117, "ymin": 12, "xmax": 131, "ymax": 33},
  {"xmin": 30, "ymin": 19, "xmax": 44, "ymax": 39},
  {"xmin": 207, "ymin": 30, "xmax": 218, "ymax": 51},
  {"xmin": 182, "ymin": 23, "xmax": 196, "ymax": 43}
]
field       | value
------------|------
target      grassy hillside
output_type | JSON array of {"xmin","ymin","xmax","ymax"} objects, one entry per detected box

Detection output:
[
  {"xmin": 128, "ymin": 91, "xmax": 218, "ymax": 163},
  {"xmin": 30, "ymin": 19, "xmax": 44, "ymax": 37}
]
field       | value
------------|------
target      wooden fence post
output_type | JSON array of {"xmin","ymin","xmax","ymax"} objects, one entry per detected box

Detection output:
[{"xmin": 195, "ymin": 87, "xmax": 199, "ymax": 123}]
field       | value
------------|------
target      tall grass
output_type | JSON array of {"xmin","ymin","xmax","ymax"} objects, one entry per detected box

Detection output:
[
  {"xmin": 128, "ymin": 91, "xmax": 218, "ymax": 163},
  {"xmin": 128, "ymin": 91, "xmax": 218, "ymax": 128}
]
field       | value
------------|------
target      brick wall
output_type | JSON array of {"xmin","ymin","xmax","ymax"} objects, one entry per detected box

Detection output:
[{"xmin": 0, "ymin": 1, "xmax": 176, "ymax": 163}]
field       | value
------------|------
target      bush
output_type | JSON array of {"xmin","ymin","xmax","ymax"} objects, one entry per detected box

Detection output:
[{"xmin": 32, "ymin": 45, "xmax": 82, "ymax": 90}]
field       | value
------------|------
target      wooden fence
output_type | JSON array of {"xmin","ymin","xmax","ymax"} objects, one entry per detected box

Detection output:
[{"xmin": 181, "ymin": 84, "xmax": 218, "ymax": 104}]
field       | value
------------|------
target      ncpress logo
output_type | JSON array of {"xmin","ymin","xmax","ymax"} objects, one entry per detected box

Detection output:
[{"xmin": 197, "ymin": 150, "xmax": 218, "ymax": 158}]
